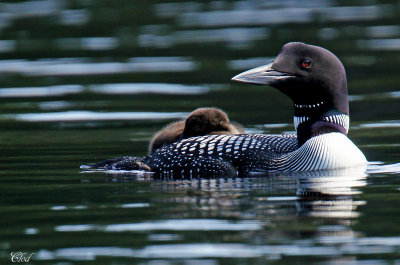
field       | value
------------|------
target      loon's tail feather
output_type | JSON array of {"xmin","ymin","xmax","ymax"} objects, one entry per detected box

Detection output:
[{"xmin": 82, "ymin": 156, "xmax": 152, "ymax": 171}]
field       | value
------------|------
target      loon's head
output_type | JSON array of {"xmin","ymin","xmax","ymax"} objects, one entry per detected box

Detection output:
[
  {"xmin": 182, "ymin": 107, "xmax": 239, "ymax": 138},
  {"xmin": 232, "ymin": 42, "xmax": 349, "ymax": 145},
  {"xmin": 232, "ymin": 42, "xmax": 348, "ymax": 115}
]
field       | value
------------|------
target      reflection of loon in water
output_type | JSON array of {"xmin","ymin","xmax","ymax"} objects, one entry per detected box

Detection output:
[
  {"xmin": 85, "ymin": 42, "xmax": 367, "ymax": 177},
  {"xmin": 292, "ymin": 167, "xmax": 367, "ymax": 218},
  {"xmin": 99, "ymin": 167, "xmax": 367, "ymax": 220}
]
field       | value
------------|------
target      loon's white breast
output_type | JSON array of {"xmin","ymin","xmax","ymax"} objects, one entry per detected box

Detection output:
[{"xmin": 277, "ymin": 132, "xmax": 367, "ymax": 172}]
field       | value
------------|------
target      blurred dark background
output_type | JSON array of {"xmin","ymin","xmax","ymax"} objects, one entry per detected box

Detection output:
[
  {"xmin": 1, "ymin": 2, "xmax": 400, "ymax": 264},
  {"xmin": 0, "ymin": 0, "xmax": 399, "ymax": 123}
]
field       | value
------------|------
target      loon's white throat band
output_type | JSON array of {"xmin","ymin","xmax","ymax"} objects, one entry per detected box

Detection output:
[
  {"xmin": 294, "ymin": 114, "xmax": 350, "ymax": 133},
  {"xmin": 293, "ymin": 116, "xmax": 310, "ymax": 129},
  {"xmin": 294, "ymin": 101, "xmax": 324, "ymax": 109}
]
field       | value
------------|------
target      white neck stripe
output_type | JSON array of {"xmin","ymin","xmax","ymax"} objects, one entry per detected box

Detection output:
[{"xmin": 294, "ymin": 114, "xmax": 350, "ymax": 133}]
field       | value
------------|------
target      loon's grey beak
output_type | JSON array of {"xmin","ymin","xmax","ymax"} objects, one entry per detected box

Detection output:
[{"xmin": 231, "ymin": 62, "xmax": 292, "ymax": 85}]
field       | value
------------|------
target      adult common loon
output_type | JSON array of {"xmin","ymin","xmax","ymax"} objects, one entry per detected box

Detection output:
[
  {"xmin": 87, "ymin": 42, "xmax": 367, "ymax": 177},
  {"xmin": 149, "ymin": 107, "xmax": 244, "ymax": 153}
]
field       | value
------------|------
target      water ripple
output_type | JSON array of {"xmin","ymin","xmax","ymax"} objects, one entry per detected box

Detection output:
[
  {"xmin": 55, "ymin": 37, "xmax": 118, "ymax": 51},
  {"xmin": 178, "ymin": 5, "xmax": 384, "ymax": 28},
  {"xmin": 2, "ymin": 111, "xmax": 188, "ymax": 122},
  {"xmin": 88, "ymin": 83, "xmax": 210, "ymax": 95},
  {"xmin": 228, "ymin": 57, "xmax": 274, "ymax": 70},
  {"xmin": 360, "ymin": 120, "xmax": 400, "ymax": 128},
  {"xmin": 0, "ymin": 85, "xmax": 83, "ymax": 97},
  {"xmin": 35, "ymin": 237, "xmax": 400, "ymax": 260},
  {"xmin": 55, "ymin": 219, "xmax": 262, "ymax": 233},
  {"xmin": 0, "ymin": 57, "xmax": 197, "ymax": 76},
  {"xmin": 367, "ymin": 162, "xmax": 400, "ymax": 174},
  {"xmin": 359, "ymin": 38, "xmax": 400, "ymax": 50}
]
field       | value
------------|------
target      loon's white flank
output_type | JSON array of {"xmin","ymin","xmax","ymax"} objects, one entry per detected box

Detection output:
[{"xmin": 276, "ymin": 132, "xmax": 367, "ymax": 171}]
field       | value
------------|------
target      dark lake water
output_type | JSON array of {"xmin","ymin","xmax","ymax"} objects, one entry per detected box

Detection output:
[{"xmin": 1, "ymin": 0, "xmax": 400, "ymax": 264}]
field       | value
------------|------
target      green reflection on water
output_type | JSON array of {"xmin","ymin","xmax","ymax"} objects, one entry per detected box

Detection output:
[{"xmin": 0, "ymin": 0, "xmax": 400, "ymax": 264}]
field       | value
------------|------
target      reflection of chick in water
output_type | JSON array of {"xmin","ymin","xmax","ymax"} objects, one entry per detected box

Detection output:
[
  {"xmin": 294, "ymin": 167, "xmax": 367, "ymax": 219},
  {"xmin": 149, "ymin": 108, "xmax": 244, "ymax": 153}
]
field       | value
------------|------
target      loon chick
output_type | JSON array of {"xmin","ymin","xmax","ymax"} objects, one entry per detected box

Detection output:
[
  {"xmin": 149, "ymin": 120, "xmax": 185, "ymax": 153},
  {"xmin": 149, "ymin": 107, "xmax": 244, "ymax": 153},
  {"xmin": 89, "ymin": 42, "xmax": 367, "ymax": 177}
]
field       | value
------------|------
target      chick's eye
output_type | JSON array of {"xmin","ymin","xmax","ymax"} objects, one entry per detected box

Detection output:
[{"xmin": 301, "ymin": 59, "xmax": 311, "ymax": 69}]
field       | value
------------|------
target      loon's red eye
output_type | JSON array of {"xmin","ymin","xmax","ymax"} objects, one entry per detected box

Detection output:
[{"xmin": 301, "ymin": 59, "xmax": 311, "ymax": 69}]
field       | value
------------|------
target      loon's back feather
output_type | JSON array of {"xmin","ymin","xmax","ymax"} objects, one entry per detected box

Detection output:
[
  {"xmin": 142, "ymin": 134, "xmax": 296, "ymax": 177},
  {"xmin": 141, "ymin": 133, "xmax": 365, "ymax": 177}
]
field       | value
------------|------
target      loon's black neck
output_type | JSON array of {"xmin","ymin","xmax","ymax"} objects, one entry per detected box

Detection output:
[{"xmin": 294, "ymin": 103, "xmax": 349, "ymax": 146}]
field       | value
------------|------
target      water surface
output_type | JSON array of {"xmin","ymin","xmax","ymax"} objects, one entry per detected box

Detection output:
[{"xmin": 1, "ymin": 0, "xmax": 400, "ymax": 264}]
